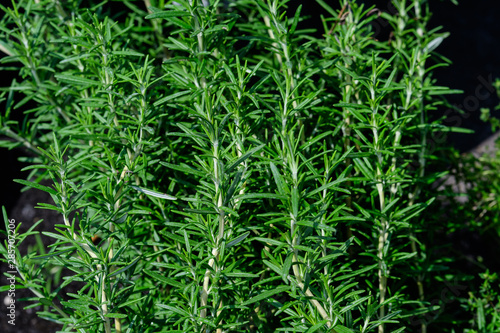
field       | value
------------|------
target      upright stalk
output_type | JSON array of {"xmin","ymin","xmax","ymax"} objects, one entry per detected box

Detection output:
[
  {"xmin": 371, "ymin": 85, "xmax": 388, "ymax": 333},
  {"xmin": 56, "ymin": 150, "xmax": 112, "ymax": 333},
  {"xmin": 262, "ymin": 1, "xmax": 334, "ymax": 328},
  {"xmin": 410, "ymin": 1, "xmax": 428, "ymax": 331},
  {"xmin": 190, "ymin": 3, "xmax": 224, "ymax": 332}
]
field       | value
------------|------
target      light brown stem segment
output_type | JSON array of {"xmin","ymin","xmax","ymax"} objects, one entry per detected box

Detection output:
[
  {"xmin": 296, "ymin": 280, "xmax": 335, "ymax": 331},
  {"xmin": 201, "ymin": 248, "xmax": 219, "ymax": 318},
  {"xmin": 376, "ymin": 165, "xmax": 388, "ymax": 333},
  {"xmin": 0, "ymin": 43, "xmax": 12, "ymax": 56}
]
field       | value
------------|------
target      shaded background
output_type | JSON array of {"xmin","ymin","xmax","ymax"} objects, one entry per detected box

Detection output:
[{"xmin": 1, "ymin": 0, "xmax": 500, "ymax": 332}]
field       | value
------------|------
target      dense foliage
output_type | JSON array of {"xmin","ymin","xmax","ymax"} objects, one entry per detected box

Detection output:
[{"xmin": 1, "ymin": 0, "xmax": 498, "ymax": 332}]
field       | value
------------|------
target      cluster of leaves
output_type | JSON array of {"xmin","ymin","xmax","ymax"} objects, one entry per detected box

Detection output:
[
  {"xmin": 0, "ymin": 0, "xmax": 479, "ymax": 332},
  {"xmin": 437, "ymin": 79, "xmax": 500, "ymax": 332},
  {"xmin": 464, "ymin": 270, "xmax": 500, "ymax": 333}
]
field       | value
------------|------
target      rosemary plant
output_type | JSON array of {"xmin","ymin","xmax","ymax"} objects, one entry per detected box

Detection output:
[{"xmin": 0, "ymin": 0, "xmax": 488, "ymax": 332}]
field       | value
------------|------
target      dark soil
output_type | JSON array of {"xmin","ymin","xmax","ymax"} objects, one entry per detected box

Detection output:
[{"xmin": 1, "ymin": 185, "xmax": 64, "ymax": 332}]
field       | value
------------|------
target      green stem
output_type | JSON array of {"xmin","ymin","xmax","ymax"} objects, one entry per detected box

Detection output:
[{"xmin": 59, "ymin": 163, "xmax": 112, "ymax": 331}]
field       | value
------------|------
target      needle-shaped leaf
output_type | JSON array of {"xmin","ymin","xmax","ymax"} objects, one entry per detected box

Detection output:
[
  {"xmin": 270, "ymin": 162, "xmax": 289, "ymax": 195},
  {"xmin": 157, "ymin": 304, "xmax": 189, "ymax": 317},
  {"xmin": 305, "ymin": 321, "xmax": 329, "ymax": 333},
  {"xmin": 153, "ymin": 90, "xmax": 190, "ymax": 107},
  {"xmin": 55, "ymin": 74, "xmax": 99, "ymax": 86},
  {"xmin": 241, "ymin": 285, "xmax": 290, "ymax": 306},
  {"xmin": 130, "ymin": 185, "xmax": 176, "ymax": 200},
  {"xmin": 333, "ymin": 324, "xmax": 355, "ymax": 333},
  {"xmin": 14, "ymin": 179, "xmax": 57, "ymax": 196},
  {"xmin": 160, "ymin": 161, "xmax": 205, "ymax": 177},
  {"xmin": 145, "ymin": 8, "xmax": 191, "ymax": 20},
  {"xmin": 227, "ymin": 231, "xmax": 250, "ymax": 248},
  {"xmin": 226, "ymin": 143, "xmax": 265, "ymax": 173},
  {"xmin": 108, "ymin": 257, "xmax": 140, "ymax": 278}
]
